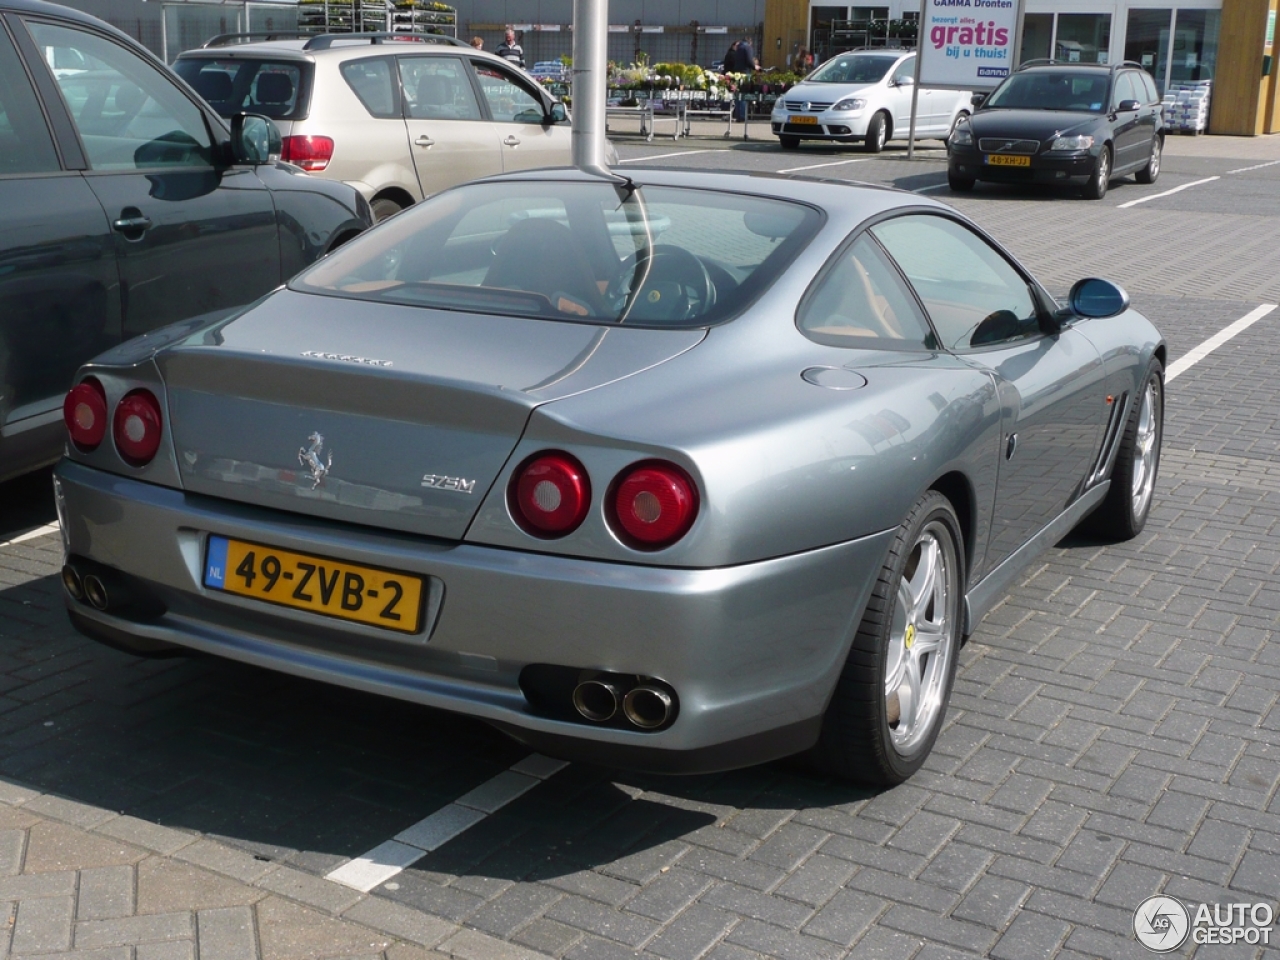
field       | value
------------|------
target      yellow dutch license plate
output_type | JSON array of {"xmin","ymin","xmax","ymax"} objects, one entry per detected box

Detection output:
[
  {"xmin": 986, "ymin": 154, "xmax": 1031, "ymax": 167},
  {"xmin": 203, "ymin": 535, "xmax": 424, "ymax": 633},
  {"xmin": 790, "ymin": 115, "xmax": 819, "ymax": 125}
]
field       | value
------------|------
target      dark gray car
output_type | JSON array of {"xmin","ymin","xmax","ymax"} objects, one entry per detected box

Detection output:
[
  {"xmin": 54, "ymin": 169, "xmax": 1165, "ymax": 785},
  {"xmin": 0, "ymin": 0, "xmax": 371, "ymax": 483}
]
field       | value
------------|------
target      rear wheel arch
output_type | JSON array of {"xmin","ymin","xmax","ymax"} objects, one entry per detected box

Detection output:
[
  {"xmin": 371, "ymin": 187, "xmax": 415, "ymax": 217},
  {"xmin": 928, "ymin": 472, "xmax": 974, "ymax": 587}
]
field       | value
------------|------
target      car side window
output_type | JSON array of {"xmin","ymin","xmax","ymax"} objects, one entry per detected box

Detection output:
[
  {"xmin": 1139, "ymin": 71, "xmax": 1159, "ymax": 104},
  {"xmin": 341, "ymin": 57, "xmax": 397, "ymax": 118},
  {"xmin": 1112, "ymin": 72, "xmax": 1140, "ymax": 109},
  {"xmin": 891, "ymin": 58, "xmax": 914, "ymax": 85},
  {"xmin": 798, "ymin": 234, "xmax": 935, "ymax": 349},
  {"xmin": 25, "ymin": 21, "xmax": 214, "ymax": 170},
  {"xmin": 0, "ymin": 24, "xmax": 60, "ymax": 174},
  {"xmin": 471, "ymin": 63, "xmax": 544, "ymax": 123},
  {"xmin": 398, "ymin": 56, "xmax": 480, "ymax": 121},
  {"xmin": 870, "ymin": 215, "xmax": 1040, "ymax": 351}
]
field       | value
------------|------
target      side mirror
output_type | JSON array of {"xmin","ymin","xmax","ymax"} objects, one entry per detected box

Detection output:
[
  {"xmin": 970, "ymin": 93, "xmax": 986, "ymax": 108},
  {"xmin": 894, "ymin": 75, "xmax": 914, "ymax": 87},
  {"xmin": 547, "ymin": 101, "xmax": 569, "ymax": 124},
  {"xmin": 1117, "ymin": 98, "xmax": 1141, "ymax": 113},
  {"xmin": 230, "ymin": 113, "xmax": 281, "ymax": 165},
  {"xmin": 1068, "ymin": 277, "xmax": 1129, "ymax": 318}
]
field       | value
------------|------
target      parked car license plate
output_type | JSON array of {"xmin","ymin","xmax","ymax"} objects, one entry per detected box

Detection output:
[
  {"xmin": 986, "ymin": 154, "xmax": 1031, "ymax": 167},
  {"xmin": 203, "ymin": 535, "xmax": 424, "ymax": 633},
  {"xmin": 790, "ymin": 115, "xmax": 819, "ymax": 125}
]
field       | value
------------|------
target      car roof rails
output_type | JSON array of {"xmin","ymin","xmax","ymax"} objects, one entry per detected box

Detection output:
[
  {"xmin": 302, "ymin": 32, "xmax": 471, "ymax": 51},
  {"xmin": 200, "ymin": 31, "xmax": 471, "ymax": 51},
  {"xmin": 202, "ymin": 31, "xmax": 313, "ymax": 48},
  {"xmin": 1015, "ymin": 57, "xmax": 1146, "ymax": 73}
]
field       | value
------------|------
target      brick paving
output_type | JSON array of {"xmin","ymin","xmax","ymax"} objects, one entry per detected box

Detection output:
[{"xmin": 1, "ymin": 133, "xmax": 1279, "ymax": 959}]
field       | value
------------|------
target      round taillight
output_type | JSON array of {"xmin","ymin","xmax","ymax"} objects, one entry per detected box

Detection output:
[
  {"xmin": 610, "ymin": 462, "xmax": 699, "ymax": 550},
  {"xmin": 509, "ymin": 452, "xmax": 591, "ymax": 537},
  {"xmin": 112, "ymin": 389, "xmax": 163, "ymax": 466},
  {"xmin": 63, "ymin": 378, "xmax": 108, "ymax": 451}
]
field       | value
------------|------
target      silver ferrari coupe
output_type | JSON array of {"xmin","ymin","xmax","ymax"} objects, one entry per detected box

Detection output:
[{"xmin": 54, "ymin": 168, "xmax": 1164, "ymax": 785}]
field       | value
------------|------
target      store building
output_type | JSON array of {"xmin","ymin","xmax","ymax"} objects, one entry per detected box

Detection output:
[{"xmin": 763, "ymin": 0, "xmax": 1280, "ymax": 133}]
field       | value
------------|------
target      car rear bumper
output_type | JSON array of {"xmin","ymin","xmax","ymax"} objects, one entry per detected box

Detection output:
[
  {"xmin": 55, "ymin": 459, "xmax": 894, "ymax": 773},
  {"xmin": 949, "ymin": 147, "xmax": 1096, "ymax": 183}
]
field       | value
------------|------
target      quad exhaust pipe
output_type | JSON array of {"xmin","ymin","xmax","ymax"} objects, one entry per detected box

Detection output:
[{"xmin": 572, "ymin": 674, "xmax": 677, "ymax": 730}]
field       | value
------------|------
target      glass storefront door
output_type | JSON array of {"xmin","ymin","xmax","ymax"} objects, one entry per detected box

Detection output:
[
  {"xmin": 1125, "ymin": 9, "xmax": 1173, "ymax": 92},
  {"xmin": 1020, "ymin": 13, "xmax": 1054, "ymax": 62},
  {"xmin": 1055, "ymin": 13, "xmax": 1112, "ymax": 63},
  {"xmin": 1169, "ymin": 9, "xmax": 1220, "ymax": 85}
]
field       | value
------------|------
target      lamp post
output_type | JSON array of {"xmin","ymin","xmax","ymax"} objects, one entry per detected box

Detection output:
[{"xmin": 571, "ymin": 0, "xmax": 611, "ymax": 175}]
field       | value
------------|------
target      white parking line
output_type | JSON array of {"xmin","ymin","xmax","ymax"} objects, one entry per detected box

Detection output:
[
  {"xmin": 1117, "ymin": 176, "xmax": 1219, "ymax": 208},
  {"xmin": 325, "ymin": 753, "xmax": 568, "ymax": 892},
  {"xmin": 1226, "ymin": 159, "xmax": 1280, "ymax": 175},
  {"xmin": 778, "ymin": 157, "xmax": 873, "ymax": 174},
  {"xmin": 912, "ymin": 183, "xmax": 952, "ymax": 193},
  {"xmin": 617, "ymin": 149, "xmax": 715, "ymax": 163},
  {"xmin": 1167, "ymin": 303, "xmax": 1278, "ymax": 382},
  {"xmin": 0, "ymin": 523, "xmax": 60, "ymax": 549}
]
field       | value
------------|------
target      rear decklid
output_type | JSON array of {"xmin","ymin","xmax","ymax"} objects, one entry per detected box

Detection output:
[{"xmin": 159, "ymin": 290, "xmax": 703, "ymax": 539}]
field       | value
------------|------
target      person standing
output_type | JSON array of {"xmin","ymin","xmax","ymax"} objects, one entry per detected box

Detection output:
[
  {"xmin": 722, "ymin": 40, "xmax": 740, "ymax": 73},
  {"xmin": 495, "ymin": 28, "xmax": 524, "ymax": 68},
  {"xmin": 470, "ymin": 36, "xmax": 483, "ymax": 50}
]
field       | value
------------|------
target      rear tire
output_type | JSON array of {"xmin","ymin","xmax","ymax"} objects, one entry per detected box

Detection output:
[
  {"xmin": 948, "ymin": 170, "xmax": 975, "ymax": 192},
  {"xmin": 863, "ymin": 112, "xmax": 888, "ymax": 153},
  {"xmin": 1135, "ymin": 136, "xmax": 1161, "ymax": 184},
  {"xmin": 1081, "ymin": 146, "xmax": 1110, "ymax": 200},
  {"xmin": 808, "ymin": 491, "xmax": 963, "ymax": 785},
  {"xmin": 779, "ymin": 135, "xmax": 800, "ymax": 150},
  {"xmin": 371, "ymin": 197, "xmax": 405, "ymax": 222},
  {"xmin": 1084, "ymin": 360, "xmax": 1163, "ymax": 540}
]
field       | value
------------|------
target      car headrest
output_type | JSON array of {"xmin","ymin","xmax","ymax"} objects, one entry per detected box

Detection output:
[
  {"xmin": 256, "ymin": 72, "xmax": 294, "ymax": 105},
  {"xmin": 193, "ymin": 70, "xmax": 233, "ymax": 102}
]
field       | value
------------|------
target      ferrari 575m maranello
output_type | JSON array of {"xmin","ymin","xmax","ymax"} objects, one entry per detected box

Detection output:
[{"xmin": 55, "ymin": 168, "xmax": 1164, "ymax": 784}]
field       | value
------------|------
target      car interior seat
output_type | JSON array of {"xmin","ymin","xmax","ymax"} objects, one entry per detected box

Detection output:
[
  {"xmin": 414, "ymin": 74, "xmax": 456, "ymax": 118},
  {"xmin": 483, "ymin": 217, "xmax": 608, "ymax": 317},
  {"xmin": 192, "ymin": 70, "xmax": 234, "ymax": 109}
]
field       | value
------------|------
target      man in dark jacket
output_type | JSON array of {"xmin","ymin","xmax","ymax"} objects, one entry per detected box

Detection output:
[{"xmin": 495, "ymin": 28, "xmax": 524, "ymax": 68}]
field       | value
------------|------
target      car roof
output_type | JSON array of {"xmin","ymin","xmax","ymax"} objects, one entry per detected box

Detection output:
[
  {"xmin": 478, "ymin": 166, "xmax": 948, "ymax": 224},
  {"xmin": 0, "ymin": 0, "xmax": 145, "ymax": 37},
  {"xmin": 178, "ymin": 35, "xmax": 510, "ymax": 67}
]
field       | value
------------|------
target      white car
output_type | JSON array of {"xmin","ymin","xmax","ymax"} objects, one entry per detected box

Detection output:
[{"xmin": 771, "ymin": 50, "xmax": 971, "ymax": 152}]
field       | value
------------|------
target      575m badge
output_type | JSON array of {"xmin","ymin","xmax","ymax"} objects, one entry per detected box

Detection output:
[{"xmin": 421, "ymin": 473, "xmax": 476, "ymax": 494}]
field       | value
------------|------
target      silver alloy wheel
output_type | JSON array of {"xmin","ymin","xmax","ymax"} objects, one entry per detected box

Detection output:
[
  {"xmin": 1148, "ymin": 140, "xmax": 1161, "ymax": 179},
  {"xmin": 874, "ymin": 119, "xmax": 887, "ymax": 151},
  {"xmin": 884, "ymin": 521, "xmax": 957, "ymax": 754},
  {"xmin": 1130, "ymin": 379, "xmax": 1160, "ymax": 520},
  {"xmin": 1096, "ymin": 149, "xmax": 1109, "ymax": 188}
]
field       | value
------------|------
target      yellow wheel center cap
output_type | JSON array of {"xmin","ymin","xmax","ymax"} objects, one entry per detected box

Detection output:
[{"xmin": 904, "ymin": 623, "xmax": 916, "ymax": 649}]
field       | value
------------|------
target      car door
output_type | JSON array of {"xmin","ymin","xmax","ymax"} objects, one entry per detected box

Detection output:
[
  {"xmin": 397, "ymin": 54, "xmax": 503, "ymax": 197},
  {"xmin": 468, "ymin": 59, "xmax": 569, "ymax": 172},
  {"xmin": 887, "ymin": 56, "xmax": 918, "ymax": 135},
  {"xmin": 1110, "ymin": 71, "xmax": 1145, "ymax": 172},
  {"xmin": 871, "ymin": 213, "xmax": 1108, "ymax": 576},
  {"xmin": 0, "ymin": 14, "xmax": 118, "ymax": 478},
  {"xmin": 23, "ymin": 17, "xmax": 279, "ymax": 342}
]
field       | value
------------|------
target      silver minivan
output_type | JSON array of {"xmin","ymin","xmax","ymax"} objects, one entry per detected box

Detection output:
[{"xmin": 175, "ymin": 34, "xmax": 588, "ymax": 220}]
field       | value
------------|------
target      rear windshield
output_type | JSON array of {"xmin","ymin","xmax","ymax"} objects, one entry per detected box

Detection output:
[
  {"xmin": 174, "ymin": 57, "xmax": 310, "ymax": 120},
  {"xmin": 293, "ymin": 180, "xmax": 823, "ymax": 328},
  {"xmin": 807, "ymin": 55, "xmax": 898, "ymax": 84},
  {"xmin": 984, "ymin": 71, "xmax": 1109, "ymax": 112}
]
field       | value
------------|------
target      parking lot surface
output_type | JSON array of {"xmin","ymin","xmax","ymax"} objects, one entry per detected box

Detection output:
[{"xmin": 1, "ymin": 129, "xmax": 1279, "ymax": 960}]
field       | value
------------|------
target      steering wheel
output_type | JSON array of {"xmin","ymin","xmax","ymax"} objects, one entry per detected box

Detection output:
[{"xmin": 608, "ymin": 245, "xmax": 716, "ymax": 322}]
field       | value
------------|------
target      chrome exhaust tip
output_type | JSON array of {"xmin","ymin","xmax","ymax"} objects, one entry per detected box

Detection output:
[
  {"xmin": 61, "ymin": 564, "xmax": 84, "ymax": 602},
  {"xmin": 623, "ymin": 685, "xmax": 674, "ymax": 730},
  {"xmin": 83, "ymin": 574, "xmax": 109, "ymax": 611},
  {"xmin": 573, "ymin": 679, "xmax": 622, "ymax": 722}
]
